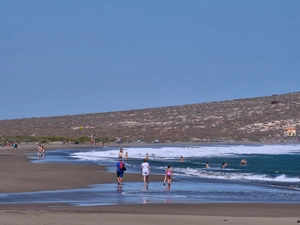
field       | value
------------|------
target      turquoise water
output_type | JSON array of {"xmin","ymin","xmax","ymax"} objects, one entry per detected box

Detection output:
[{"xmin": 71, "ymin": 143, "xmax": 300, "ymax": 190}]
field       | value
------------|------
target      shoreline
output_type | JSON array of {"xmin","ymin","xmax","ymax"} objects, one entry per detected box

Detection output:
[
  {"xmin": 0, "ymin": 142, "xmax": 165, "ymax": 193},
  {"xmin": 1, "ymin": 142, "xmax": 299, "ymax": 225}
]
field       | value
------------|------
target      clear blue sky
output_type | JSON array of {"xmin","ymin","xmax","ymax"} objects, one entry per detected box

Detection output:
[{"xmin": 1, "ymin": 0, "xmax": 299, "ymax": 120}]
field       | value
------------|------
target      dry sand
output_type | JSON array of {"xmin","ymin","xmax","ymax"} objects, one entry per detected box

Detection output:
[{"xmin": 0, "ymin": 143, "xmax": 299, "ymax": 225}]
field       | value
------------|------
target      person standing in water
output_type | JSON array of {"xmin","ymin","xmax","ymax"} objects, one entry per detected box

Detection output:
[
  {"xmin": 180, "ymin": 156, "xmax": 184, "ymax": 162},
  {"xmin": 240, "ymin": 158, "xmax": 247, "ymax": 166},
  {"xmin": 140, "ymin": 158, "xmax": 150, "ymax": 184},
  {"xmin": 163, "ymin": 165, "xmax": 172, "ymax": 186},
  {"xmin": 41, "ymin": 145, "xmax": 45, "ymax": 159},
  {"xmin": 116, "ymin": 158, "xmax": 125, "ymax": 185},
  {"xmin": 118, "ymin": 148, "xmax": 123, "ymax": 159},
  {"xmin": 37, "ymin": 145, "xmax": 42, "ymax": 158},
  {"xmin": 222, "ymin": 162, "xmax": 228, "ymax": 168}
]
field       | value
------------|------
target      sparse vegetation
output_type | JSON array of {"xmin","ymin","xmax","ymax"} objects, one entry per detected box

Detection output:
[
  {"xmin": 0, "ymin": 136, "xmax": 91, "ymax": 144},
  {"xmin": 1, "ymin": 92, "xmax": 300, "ymax": 143}
]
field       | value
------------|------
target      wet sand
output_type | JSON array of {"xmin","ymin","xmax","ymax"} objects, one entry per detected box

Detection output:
[{"xmin": 0, "ymin": 143, "xmax": 299, "ymax": 225}]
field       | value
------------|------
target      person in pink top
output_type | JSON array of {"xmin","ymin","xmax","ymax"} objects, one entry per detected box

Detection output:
[{"xmin": 163, "ymin": 165, "xmax": 172, "ymax": 186}]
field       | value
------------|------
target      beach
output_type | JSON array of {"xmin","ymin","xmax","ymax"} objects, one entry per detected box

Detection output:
[{"xmin": 0, "ymin": 143, "xmax": 299, "ymax": 225}]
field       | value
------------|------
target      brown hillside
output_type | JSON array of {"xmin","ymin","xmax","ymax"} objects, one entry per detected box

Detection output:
[{"xmin": 1, "ymin": 92, "xmax": 300, "ymax": 142}]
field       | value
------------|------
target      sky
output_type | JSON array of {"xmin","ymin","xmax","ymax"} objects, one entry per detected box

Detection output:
[{"xmin": 1, "ymin": 0, "xmax": 300, "ymax": 120}]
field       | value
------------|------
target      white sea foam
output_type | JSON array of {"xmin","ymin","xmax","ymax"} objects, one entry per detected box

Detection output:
[
  {"xmin": 173, "ymin": 167, "xmax": 300, "ymax": 183},
  {"xmin": 69, "ymin": 144, "xmax": 300, "ymax": 184},
  {"xmin": 70, "ymin": 144, "xmax": 300, "ymax": 161}
]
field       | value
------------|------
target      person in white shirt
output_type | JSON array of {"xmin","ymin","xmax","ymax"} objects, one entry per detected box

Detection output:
[{"xmin": 140, "ymin": 158, "xmax": 150, "ymax": 184}]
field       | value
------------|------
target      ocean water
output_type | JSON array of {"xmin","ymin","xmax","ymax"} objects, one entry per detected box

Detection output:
[
  {"xmin": 1, "ymin": 143, "xmax": 300, "ymax": 206},
  {"xmin": 69, "ymin": 143, "xmax": 300, "ymax": 205},
  {"xmin": 70, "ymin": 143, "xmax": 300, "ymax": 190}
]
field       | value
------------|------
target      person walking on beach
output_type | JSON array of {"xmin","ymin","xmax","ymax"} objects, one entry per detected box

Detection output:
[
  {"xmin": 163, "ymin": 165, "xmax": 172, "ymax": 186},
  {"xmin": 116, "ymin": 159, "xmax": 126, "ymax": 185},
  {"xmin": 140, "ymin": 158, "xmax": 150, "ymax": 184}
]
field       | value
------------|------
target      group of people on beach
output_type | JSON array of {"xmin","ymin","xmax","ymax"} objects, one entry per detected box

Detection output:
[
  {"xmin": 116, "ymin": 148, "xmax": 172, "ymax": 187},
  {"xmin": 116, "ymin": 149, "xmax": 248, "ymax": 187},
  {"xmin": 116, "ymin": 148, "xmax": 251, "ymax": 188},
  {"xmin": 3, "ymin": 140, "xmax": 18, "ymax": 149}
]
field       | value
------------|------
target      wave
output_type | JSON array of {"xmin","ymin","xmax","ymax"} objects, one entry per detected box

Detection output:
[
  {"xmin": 174, "ymin": 167, "xmax": 300, "ymax": 183},
  {"xmin": 70, "ymin": 144, "xmax": 300, "ymax": 160},
  {"xmin": 68, "ymin": 144, "xmax": 300, "ymax": 185}
]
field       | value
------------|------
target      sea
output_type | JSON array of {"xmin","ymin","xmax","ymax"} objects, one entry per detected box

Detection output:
[{"xmin": 1, "ymin": 143, "xmax": 300, "ymax": 206}]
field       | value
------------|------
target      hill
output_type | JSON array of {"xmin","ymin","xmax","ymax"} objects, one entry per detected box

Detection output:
[{"xmin": 1, "ymin": 92, "xmax": 300, "ymax": 143}]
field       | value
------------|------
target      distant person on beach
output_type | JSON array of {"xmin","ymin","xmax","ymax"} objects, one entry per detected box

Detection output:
[
  {"xmin": 180, "ymin": 156, "xmax": 184, "ymax": 162},
  {"xmin": 116, "ymin": 159, "xmax": 126, "ymax": 185},
  {"xmin": 125, "ymin": 152, "xmax": 128, "ymax": 160},
  {"xmin": 37, "ymin": 145, "xmax": 42, "ymax": 158},
  {"xmin": 163, "ymin": 165, "xmax": 172, "ymax": 186},
  {"xmin": 13, "ymin": 141, "xmax": 18, "ymax": 149},
  {"xmin": 205, "ymin": 162, "xmax": 209, "ymax": 168},
  {"xmin": 140, "ymin": 158, "xmax": 150, "ymax": 184},
  {"xmin": 41, "ymin": 145, "xmax": 45, "ymax": 159}
]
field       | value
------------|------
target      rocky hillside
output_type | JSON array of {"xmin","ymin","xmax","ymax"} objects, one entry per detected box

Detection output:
[{"xmin": 1, "ymin": 92, "xmax": 300, "ymax": 142}]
